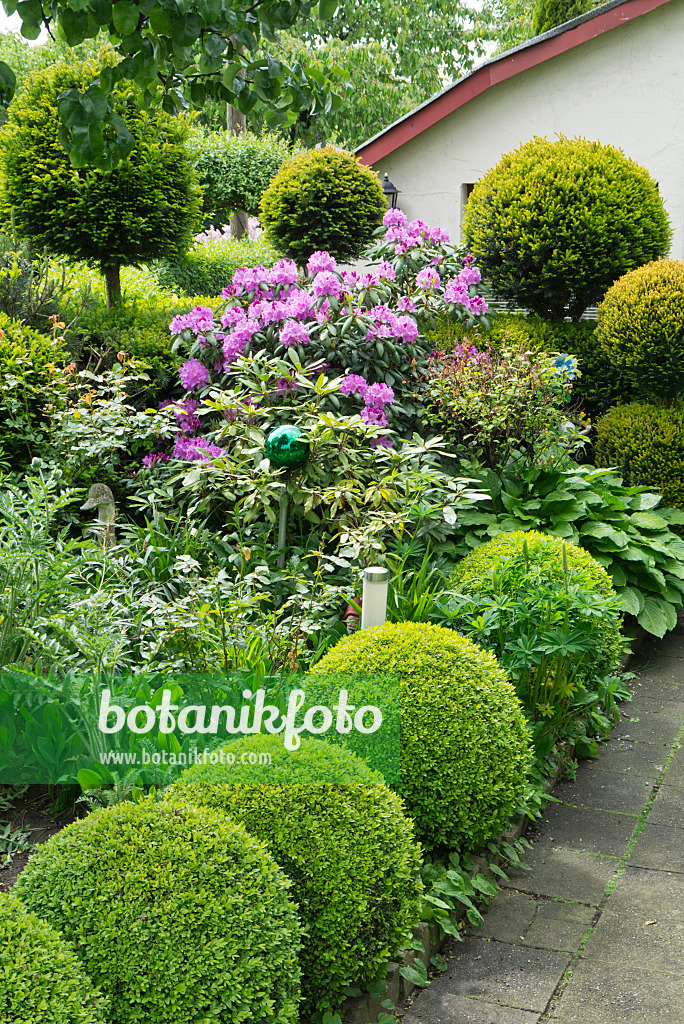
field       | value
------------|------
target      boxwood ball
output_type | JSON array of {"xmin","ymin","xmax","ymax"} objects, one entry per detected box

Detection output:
[{"xmin": 265, "ymin": 424, "xmax": 310, "ymax": 469}]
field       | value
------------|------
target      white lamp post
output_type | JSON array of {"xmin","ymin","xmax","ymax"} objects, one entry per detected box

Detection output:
[{"xmin": 361, "ymin": 566, "xmax": 389, "ymax": 630}]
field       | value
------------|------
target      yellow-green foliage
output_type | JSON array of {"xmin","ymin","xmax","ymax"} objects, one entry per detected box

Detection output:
[
  {"xmin": 463, "ymin": 136, "xmax": 671, "ymax": 321},
  {"xmin": 0, "ymin": 51, "xmax": 202, "ymax": 277},
  {"xmin": 451, "ymin": 531, "xmax": 623, "ymax": 678},
  {"xmin": 0, "ymin": 312, "xmax": 69, "ymax": 464},
  {"xmin": 311, "ymin": 622, "xmax": 532, "ymax": 852},
  {"xmin": 596, "ymin": 260, "xmax": 684, "ymax": 401},
  {"xmin": 259, "ymin": 146, "xmax": 386, "ymax": 263},
  {"xmin": 14, "ymin": 799, "xmax": 302, "ymax": 1024},
  {"xmin": 0, "ymin": 893, "xmax": 107, "ymax": 1024},
  {"xmin": 595, "ymin": 402, "xmax": 684, "ymax": 514},
  {"xmin": 173, "ymin": 734, "xmax": 422, "ymax": 1017}
]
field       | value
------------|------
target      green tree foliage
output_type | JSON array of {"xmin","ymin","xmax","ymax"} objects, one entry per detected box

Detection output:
[
  {"xmin": 0, "ymin": 0, "xmax": 344, "ymax": 170},
  {"xmin": 0, "ymin": 53, "xmax": 202, "ymax": 306},
  {"xmin": 479, "ymin": 0, "xmax": 536, "ymax": 54},
  {"xmin": 533, "ymin": 0, "xmax": 592, "ymax": 34},
  {"xmin": 463, "ymin": 135, "xmax": 672, "ymax": 320}
]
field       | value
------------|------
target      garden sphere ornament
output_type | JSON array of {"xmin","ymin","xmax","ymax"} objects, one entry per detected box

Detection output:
[{"xmin": 265, "ymin": 424, "xmax": 310, "ymax": 568}]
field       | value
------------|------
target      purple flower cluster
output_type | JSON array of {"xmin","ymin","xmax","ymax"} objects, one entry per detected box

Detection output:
[
  {"xmin": 179, "ymin": 357, "xmax": 210, "ymax": 392},
  {"xmin": 444, "ymin": 266, "xmax": 489, "ymax": 315},
  {"xmin": 340, "ymin": 373, "xmax": 395, "ymax": 436},
  {"xmin": 173, "ymin": 435, "xmax": 225, "ymax": 461}
]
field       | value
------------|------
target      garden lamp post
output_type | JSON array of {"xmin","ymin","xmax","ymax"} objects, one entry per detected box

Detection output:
[
  {"xmin": 381, "ymin": 173, "xmax": 400, "ymax": 209},
  {"xmin": 361, "ymin": 567, "xmax": 389, "ymax": 629}
]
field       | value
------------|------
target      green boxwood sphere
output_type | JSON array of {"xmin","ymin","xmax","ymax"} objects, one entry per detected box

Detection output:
[
  {"xmin": 0, "ymin": 893, "xmax": 107, "ymax": 1024},
  {"xmin": 172, "ymin": 734, "xmax": 423, "ymax": 1017},
  {"xmin": 596, "ymin": 259, "xmax": 684, "ymax": 401},
  {"xmin": 259, "ymin": 146, "xmax": 386, "ymax": 263},
  {"xmin": 14, "ymin": 799, "xmax": 302, "ymax": 1024},
  {"xmin": 463, "ymin": 136, "xmax": 671, "ymax": 321},
  {"xmin": 451, "ymin": 530, "xmax": 623, "ymax": 678},
  {"xmin": 311, "ymin": 622, "xmax": 533, "ymax": 852}
]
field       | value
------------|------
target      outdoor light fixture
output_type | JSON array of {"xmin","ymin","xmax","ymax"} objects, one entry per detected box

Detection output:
[
  {"xmin": 381, "ymin": 173, "xmax": 400, "ymax": 209},
  {"xmin": 361, "ymin": 566, "xmax": 389, "ymax": 629}
]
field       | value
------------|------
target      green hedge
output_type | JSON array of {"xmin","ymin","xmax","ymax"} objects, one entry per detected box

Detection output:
[
  {"xmin": 0, "ymin": 892, "xmax": 107, "ymax": 1024},
  {"xmin": 173, "ymin": 733, "xmax": 423, "ymax": 1017},
  {"xmin": 189, "ymin": 128, "xmax": 294, "ymax": 220},
  {"xmin": 311, "ymin": 621, "xmax": 532, "ymax": 852},
  {"xmin": 596, "ymin": 402, "xmax": 684, "ymax": 515},
  {"xmin": 152, "ymin": 234, "xmax": 280, "ymax": 296},
  {"xmin": 15, "ymin": 798, "xmax": 302, "ymax": 1024}
]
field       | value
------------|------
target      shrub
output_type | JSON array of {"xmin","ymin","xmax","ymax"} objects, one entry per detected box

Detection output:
[
  {"xmin": 463, "ymin": 136, "xmax": 671, "ymax": 320},
  {"xmin": 173, "ymin": 733, "xmax": 422, "ymax": 1017},
  {"xmin": 448, "ymin": 530, "xmax": 624, "ymax": 757},
  {"xmin": 0, "ymin": 892, "xmax": 107, "ymax": 1024},
  {"xmin": 596, "ymin": 259, "xmax": 684, "ymax": 401},
  {"xmin": 311, "ymin": 622, "xmax": 532, "ymax": 851},
  {"xmin": 153, "ymin": 232, "xmax": 280, "ymax": 296},
  {"xmin": 596, "ymin": 402, "xmax": 684, "ymax": 514},
  {"xmin": 0, "ymin": 50, "xmax": 202, "ymax": 306},
  {"xmin": 189, "ymin": 128, "xmax": 294, "ymax": 221},
  {"xmin": 0, "ymin": 312, "xmax": 70, "ymax": 466},
  {"xmin": 533, "ymin": 0, "xmax": 591, "ymax": 34},
  {"xmin": 14, "ymin": 798, "xmax": 302, "ymax": 1024},
  {"xmin": 259, "ymin": 147, "xmax": 386, "ymax": 263}
]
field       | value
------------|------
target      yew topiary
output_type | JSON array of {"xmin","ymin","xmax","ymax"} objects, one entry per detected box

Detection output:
[
  {"xmin": 596, "ymin": 259, "xmax": 684, "ymax": 401},
  {"xmin": 0, "ymin": 893, "xmax": 107, "ymax": 1024},
  {"xmin": 311, "ymin": 622, "xmax": 532, "ymax": 852},
  {"xmin": 14, "ymin": 798, "xmax": 302, "ymax": 1024},
  {"xmin": 463, "ymin": 136, "xmax": 671, "ymax": 321},
  {"xmin": 0, "ymin": 51, "xmax": 202, "ymax": 307},
  {"xmin": 173, "ymin": 734, "xmax": 423, "ymax": 1017},
  {"xmin": 259, "ymin": 146, "xmax": 386, "ymax": 263}
]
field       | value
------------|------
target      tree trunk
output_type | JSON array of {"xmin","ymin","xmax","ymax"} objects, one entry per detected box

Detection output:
[
  {"xmin": 227, "ymin": 97, "xmax": 248, "ymax": 240},
  {"xmin": 103, "ymin": 261, "xmax": 122, "ymax": 307}
]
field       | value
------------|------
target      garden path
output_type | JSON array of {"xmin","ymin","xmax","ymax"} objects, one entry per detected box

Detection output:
[{"xmin": 400, "ymin": 619, "xmax": 684, "ymax": 1024}]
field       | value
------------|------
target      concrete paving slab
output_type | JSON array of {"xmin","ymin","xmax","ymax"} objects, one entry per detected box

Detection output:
[
  {"xmin": 532, "ymin": 804, "xmax": 637, "ymax": 857},
  {"xmin": 629, "ymin": 823, "xmax": 684, "ymax": 873},
  {"xmin": 646, "ymin": 783, "xmax": 684, "ymax": 827},
  {"xmin": 501, "ymin": 846, "xmax": 617, "ymax": 905},
  {"xmin": 589, "ymin": 740, "xmax": 667, "ymax": 780},
  {"xmin": 605, "ymin": 866, "xmax": 684, "ymax": 919},
  {"xmin": 549, "ymin": 959, "xmax": 684, "ymax": 1023},
  {"xmin": 432, "ymin": 937, "xmax": 570, "ymax": 1013},
  {"xmin": 521, "ymin": 902, "xmax": 595, "ymax": 953},
  {"xmin": 553, "ymin": 769, "xmax": 652, "ymax": 816},
  {"xmin": 630, "ymin": 677, "xmax": 684, "ymax": 703},
  {"xmin": 631, "ymin": 652, "xmax": 684, "ymax": 683},
  {"xmin": 609, "ymin": 704, "xmax": 683, "ymax": 745},
  {"xmin": 468, "ymin": 890, "xmax": 537, "ymax": 943},
  {"xmin": 662, "ymin": 742, "xmax": 684, "ymax": 775},
  {"xmin": 581, "ymin": 908, "xmax": 684, "ymax": 972},
  {"xmin": 400, "ymin": 992, "xmax": 541, "ymax": 1023}
]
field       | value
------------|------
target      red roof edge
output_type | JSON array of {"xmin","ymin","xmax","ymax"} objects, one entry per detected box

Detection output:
[{"xmin": 356, "ymin": 0, "xmax": 674, "ymax": 166}]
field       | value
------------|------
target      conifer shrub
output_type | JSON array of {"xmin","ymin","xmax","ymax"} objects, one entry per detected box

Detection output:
[
  {"xmin": 14, "ymin": 798, "xmax": 302, "ymax": 1024},
  {"xmin": 173, "ymin": 733, "xmax": 423, "ymax": 1017},
  {"xmin": 259, "ymin": 147, "xmax": 386, "ymax": 263},
  {"xmin": 311, "ymin": 622, "xmax": 532, "ymax": 852},
  {"xmin": 0, "ymin": 893, "xmax": 107, "ymax": 1024},
  {"xmin": 533, "ymin": 0, "xmax": 591, "ymax": 35},
  {"xmin": 595, "ymin": 402, "xmax": 684, "ymax": 514},
  {"xmin": 596, "ymin": 259, "xmax": 684, "ymax": 401},
  {"xmin": 463, "ymin": 136, "xmax": 671, "ymax": 321}
]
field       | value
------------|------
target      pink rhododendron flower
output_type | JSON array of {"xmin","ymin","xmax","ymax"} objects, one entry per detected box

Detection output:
[
  {"xmin": 416, "ymin": 266, "xmax": 441, "ymax": 290},
  {"xmin": 280, "ymin": 321, "xmax": 310, "ymax": 348},
  {"xmin": 307, "ymin": 251, "xmax": 337, "ymax": 274},
  {"xmin": 179, "ymin": 358, "xmax": 210, "ymax": 391},
  {"xmin": 382, "ymin": 208, "xmax": 407, "ymax": 228},
  {"xmin": 312, "ymin": 271, "xmax": 343, "ymax": 299}
]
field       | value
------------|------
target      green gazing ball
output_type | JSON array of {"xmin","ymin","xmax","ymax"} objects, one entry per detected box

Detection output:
[{"xmin": 265, "ymin": 424, "xmax": 310, "ymax": 469}]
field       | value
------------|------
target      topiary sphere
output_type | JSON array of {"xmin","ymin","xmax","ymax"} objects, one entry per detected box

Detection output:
[
  {"xmin": 14, "ymin": 799, "xmax": 301, "ymax": 1024},
  {"xmin": 0, "ymin": 893, "xmax": 107, "ymax": 1024},
  {"xmin": 451, "ymin": 530, "xmax": 623, "ymax": 678},
  {"xmin": 172, "ymin": 734, "xmax": 423, "ymax": 1017},
  {"xmin": 311, "ymin": 622, "xmax": 532, "ymax": 852},
  {"xmin": 259, "ymin": 146, "xmax": 386, "ymax": 263},
  {"xmin": 463, "ymin": 136, "xmax": 671, "ymax": 321},
  {"xmin": 596, "ymin": 260, "xmax": 684, "ymax": 401},
  {"xmin": 596, "ymin": 401, "xmax": 684, "ymax": 514}
]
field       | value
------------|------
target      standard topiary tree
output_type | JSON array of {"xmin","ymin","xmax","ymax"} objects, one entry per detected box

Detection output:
[
  {"xmin": 172, "ymin": 734, "xmax": 423, "ymax": 1017},
  {"xmin": 596, "ymin": 401, "xmax": 684, "ymax": 514},
  {"xmin": 14, "ymin": 798, "xmax": 302, "ymax": 1024},
  {"xmin": 463, "ymin": 136, "xmax": 672, "ymax": 321},
  {"xmin": 596, "ymin": 259, "xmax": 684, "ymax": 401},
  {"xmin": 0, "ymin": 51, "xmax": 202, "ymax": 307},
  {"xmin": 259, "ymin": 146, "xmax": 386, "ymax": 263},
  {"xmin": 311, "ymin": 621, "xmax": 532, "ymax": 852},
  {"xmin": 0, "ymin": 892, "xmax": 107, "ymax": 1024}
]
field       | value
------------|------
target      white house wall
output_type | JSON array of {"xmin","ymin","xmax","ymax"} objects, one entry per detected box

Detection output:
[{"xmin": 372, "ymin": 0, "xmax": 684, "ymax": 259}]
